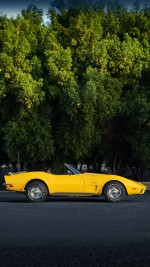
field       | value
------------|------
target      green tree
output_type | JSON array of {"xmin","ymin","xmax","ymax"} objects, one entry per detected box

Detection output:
[
  {"xmin": 0, "ymin": 4, "xmax": 150, "ymax": 176},
  {"xmin": 3, "ymin": 107, "xmax": 53, "ymax": 164},
  {"xmin": 0, "ymin": 8, "xmax": 53, "ymax": 169},
  {"xmin": 44, "ymin": 10, "xmax": 123, "ymax": 168}
]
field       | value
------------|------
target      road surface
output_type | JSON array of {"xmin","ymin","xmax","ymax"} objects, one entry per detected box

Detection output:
[{"xmin": 0, "ymin": 191, "xmax": 150, "ymax": 266}]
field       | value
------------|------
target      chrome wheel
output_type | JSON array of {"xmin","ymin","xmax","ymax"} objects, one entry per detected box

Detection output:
[
  {"xmin": 104, "ymin": 181, "xmax": 126, "ymax": 203},
  {"xmin": 108, "ymin": 185, "xmax": 122, "ymax": 200},
  {"xmin": 29, "ymin": 185, "xmax": 45, "ymax": 200},
  {"xmin": 26, "ymin": 181, "xmax": 48, "ymax": 202}
]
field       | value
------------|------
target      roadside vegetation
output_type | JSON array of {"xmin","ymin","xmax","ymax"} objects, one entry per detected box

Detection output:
[{"xmin": 0, "ymin": 0, "xmax": 149, "ymax": 179}]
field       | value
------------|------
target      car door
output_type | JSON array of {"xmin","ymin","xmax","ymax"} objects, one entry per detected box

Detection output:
[
  {"xmin": 48, "ymin": 173, "xmax": 84, "ymax": 194},
  {"xmin": 82, "ymin": 174, "xmax": 101, "ymax": 194}
]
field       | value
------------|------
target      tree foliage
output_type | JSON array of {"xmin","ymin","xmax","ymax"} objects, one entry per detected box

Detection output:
[{"xmin": 0, "ymin": 3, "xmax": 150, "ymax": 178}]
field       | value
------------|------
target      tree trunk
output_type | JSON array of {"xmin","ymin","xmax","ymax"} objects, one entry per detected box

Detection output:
[
  {"xmin": 12, "ymin": 162, "xmax": 18, "ymax": 172},
  {"xmin": 113, "ymin": 153, "xmax": 124, "ymax": 175}
]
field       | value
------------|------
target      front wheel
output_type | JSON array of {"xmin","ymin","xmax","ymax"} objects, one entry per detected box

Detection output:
[
  {"xmin": 103, "ymin": 181, "xmax": 126, "ymax": 203},
  {"xmin": 26, "ymin": 181, "xmax": 48, "ymax": 203}
]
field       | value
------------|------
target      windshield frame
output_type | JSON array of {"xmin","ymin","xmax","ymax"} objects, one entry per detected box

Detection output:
[{"xmin": 64, "ymin": 164, "xmax": 81, "ymax": 175}]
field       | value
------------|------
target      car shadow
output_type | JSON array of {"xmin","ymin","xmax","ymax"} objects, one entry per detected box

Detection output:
[
  {"xmin": 0, "ymin": 195, "xmax": 136, "ymax": 203},
  {"xmin": 0, "ymin": 196, "xmax": 108, "ymax": 203},
  {"xmin": 45, "ymin": 196, "xmax": 140, "ymax": 203},
  {"xmin": 46, "ymin": 196, "xmax": 108, "ymax": 203},
  {"xmin": 1, "ymin": 191, "xmax": 148, "ymax": 203}
]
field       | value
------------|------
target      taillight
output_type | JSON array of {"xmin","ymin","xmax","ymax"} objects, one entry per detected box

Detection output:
[{"xmin": 8, "ymin": 184, "xmax": 13, "ymax": 188}]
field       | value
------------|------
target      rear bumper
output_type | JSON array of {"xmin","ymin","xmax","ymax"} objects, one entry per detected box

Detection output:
[{"xmin": 2, "ymin": 183, "xmax": 12, "ymax": 190}]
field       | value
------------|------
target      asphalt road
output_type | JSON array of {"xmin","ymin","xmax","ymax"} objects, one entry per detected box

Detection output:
[{"xmin": 0, "ymin": 191, "xmax": 150, "ymax": 266}]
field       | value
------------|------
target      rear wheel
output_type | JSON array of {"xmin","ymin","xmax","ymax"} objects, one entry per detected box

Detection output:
[
  {"xmin": 26, "ymin": 181, "xmax": 48, "ymax": 203},
  {"xmin": 103, "ymin": 181, "xmax": 126, "ymax": 203}
]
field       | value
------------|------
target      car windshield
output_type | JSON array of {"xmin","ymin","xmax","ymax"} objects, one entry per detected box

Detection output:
[{"xmin": 65, "ymin": 164, "xmax": 81, "ymax": 174}]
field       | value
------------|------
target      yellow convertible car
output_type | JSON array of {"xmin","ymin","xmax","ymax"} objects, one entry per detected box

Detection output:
[{"xmin": 3, "ymin": 164, "xmax": 146, "ymax": 203}]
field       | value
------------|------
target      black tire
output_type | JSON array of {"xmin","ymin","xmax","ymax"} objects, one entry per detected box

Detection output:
[
  {"xmin": 26, "ymin": 181, "xmax": 48, "ymax": 203},
  {"xmin": 103, "ymin": 181, "xmax": 126, "ymax": 203}
]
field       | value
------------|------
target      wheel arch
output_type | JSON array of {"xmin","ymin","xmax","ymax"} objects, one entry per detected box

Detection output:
[
  {"xmin": 24, "ymin": 179, "xmax": 50, "ymax": 195},
  {"xmin": 102, "ymin": 180, "xmax": 128, "ymax": 195}
]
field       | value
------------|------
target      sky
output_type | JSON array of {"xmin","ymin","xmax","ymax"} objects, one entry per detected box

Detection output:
[
  {"xmin": 0, "ymin": 0, "xmax": 150, "ymax": 23},
  {"xmin": 0, "ymin": 0, "xmax": 51, "ymax": 23}
]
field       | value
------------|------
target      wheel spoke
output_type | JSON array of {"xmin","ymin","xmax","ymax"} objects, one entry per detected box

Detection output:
[
  {"xmin": 29, "ymin": 185, "xmax": 45, "ymax": 200},
  {"xmin": 26, "ymin": 182, "xmax": 48, "ymax": 202},
  {"xmin": 108, "ymin": 185, "xmax": 122, "ymax": 200}
]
